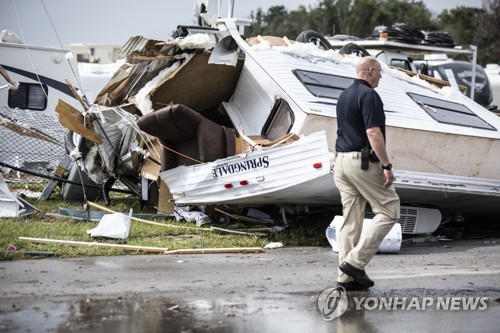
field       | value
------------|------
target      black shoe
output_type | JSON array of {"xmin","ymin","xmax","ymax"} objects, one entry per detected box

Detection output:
[
  {"xmin": 336, "ymin": 281, "xmax": 370, "ymax": 291},
  {"xmin": 339, "ymin": 262, "xmax": 375, "ymax": 288}
]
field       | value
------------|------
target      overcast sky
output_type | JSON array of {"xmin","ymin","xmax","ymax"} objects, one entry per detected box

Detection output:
[{"xmin": 0, "ymin": 0, "xmax": 484, "ymax": 47}]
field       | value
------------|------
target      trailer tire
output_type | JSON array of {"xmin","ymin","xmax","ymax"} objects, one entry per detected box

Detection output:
[
  {"xmin": 339, "ymin": 42, "xmax": 371, "ymax": 57},
  {"xmin": 64, "ymin": 130, "xmax": 77, "ymax": 154},
  {"xmin": 296, "ymin": 30, "xmax": 332, "ymax": 50},
  {"xmin": 64, "ymin": 130, "xmax": 90, "ymax": 158}
]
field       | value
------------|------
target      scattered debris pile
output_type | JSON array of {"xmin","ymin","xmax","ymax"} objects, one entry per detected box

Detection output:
[{"xmin": 55, "ymin": 33, "xmax": 245, "ymax": 214}]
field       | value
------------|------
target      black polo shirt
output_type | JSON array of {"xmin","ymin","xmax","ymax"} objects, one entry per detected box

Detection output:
[{"xmin": 335, "ymin": 79, "xmax": 386, "ymax": 152}]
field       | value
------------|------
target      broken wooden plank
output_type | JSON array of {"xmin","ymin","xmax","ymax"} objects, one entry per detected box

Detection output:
[
  {"xmin": 247, "ymin": 35, "xmax": 293, "ymax": 47},
  {"xmin": 163, "ymin": 247, "xmax": 265, "ymax": 254},
  {"xmin": 55, "ymin": 99, "xmax": 102, "ymax": 144},
  {"xmin": 251, "ymin": 133, "xmax": 300, "ymax": 148},
  {"xmin": 19, "ymin": 237, "xmax": 264, "ymax": 255},
  {"xmin": 236, "ymin": 132, "xmax": 300, "ymax": 152},
  {"xmin": 389, "ymin": 66, "xmax": 467, "ymax": 94},
  {"xmin": 65, "ymin": 77, "xmax": 90, "ymax": 110},
  {"xmin": 211, "ymin": 226, "xmax": 268, "ymax": 237},
  {"xmin": 130, "ymin": 55, "xmax": 177, "ymax": 61},
  {"xmin": 19, "ymin": 237, "xmax": 170, "ymax": 253}
]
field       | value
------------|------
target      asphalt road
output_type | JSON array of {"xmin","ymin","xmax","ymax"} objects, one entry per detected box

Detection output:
[{"xmin": 1, "ymin": 238, "xmax": 499, "ymax": 332}]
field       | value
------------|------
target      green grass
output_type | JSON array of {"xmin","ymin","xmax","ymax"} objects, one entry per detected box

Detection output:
[{"xmin": 0, "ymin": 189, "xmax": 333, "ymax": 260}]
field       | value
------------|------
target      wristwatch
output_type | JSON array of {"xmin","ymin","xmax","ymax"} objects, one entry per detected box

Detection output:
[{"xmin": 381, "ymin": 163, "xmax": 392, "ymax": 170}]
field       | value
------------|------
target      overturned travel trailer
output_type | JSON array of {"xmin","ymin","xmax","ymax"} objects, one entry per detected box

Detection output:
[{"xmin": 56, "ymin": 15, "xmax": 500, "ymax": 228}]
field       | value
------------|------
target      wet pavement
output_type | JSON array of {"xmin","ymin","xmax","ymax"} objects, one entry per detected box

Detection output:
[{"xmin": 1, "ymin": 238, "xmax": 499, "ymax": 332}]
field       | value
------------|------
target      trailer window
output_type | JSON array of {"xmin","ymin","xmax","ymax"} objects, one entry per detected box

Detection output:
[
  {"xmin": 293, "ymin": 69, "xmax": 353, "ymax": 100},
  {"xmin": 390, "ymin": 59, "xmax": 412, "ymax": 71},
  {"xmin": 262, "ymin": 99, "xmax": 294, "ymax": 140},
  {"xmin": 8, "ymin": 83, "xmax": 48, "ymax": 110},
  {"xmin": 407, "ymin": 92, "xmax": 496, "ymax": 131}
]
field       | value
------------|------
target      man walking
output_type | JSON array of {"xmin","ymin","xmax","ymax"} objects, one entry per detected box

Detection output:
[{"xmin": 334, "ymin": 56, "xmax": 400, "ymax": 291}]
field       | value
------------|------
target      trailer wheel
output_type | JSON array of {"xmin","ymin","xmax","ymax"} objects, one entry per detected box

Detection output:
[
  {"xmin": 339, "ymin": 42, "xmax": 371, "ymax": 57},
  {"xmin": 64, "ymin": 130, "xmax": 90, "ymax": 158},
  {"xmin": 296, "ymin": 30, "xmax": 332, "ymax": 50},
  {"xmin": 64, "ymin": 130, "xmax": 77, "ymax": 154}
]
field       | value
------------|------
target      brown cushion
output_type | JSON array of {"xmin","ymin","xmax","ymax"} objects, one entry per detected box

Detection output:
[{"xmin": 137, "ymin": 104, "xmax": 236, "ymax": 171}]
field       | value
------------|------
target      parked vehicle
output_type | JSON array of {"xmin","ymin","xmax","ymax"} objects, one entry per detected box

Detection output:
[
  {"xmin": 485, "ymin": 63, "xmax": 500, "ymax": 109},
  {"xmin": 327, "ymin": 32, "xmax": 497, "ymax": 111}
]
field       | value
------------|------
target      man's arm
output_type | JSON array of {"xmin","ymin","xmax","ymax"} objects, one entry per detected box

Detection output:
[{"xmin": 366, "ymin": 126, "xmax": 394, "ymax": 188}]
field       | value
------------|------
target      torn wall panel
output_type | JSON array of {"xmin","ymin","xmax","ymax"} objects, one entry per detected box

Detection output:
[{"xmin": 150, "ymin": 52, "xmax": 244, "ymax": 114}]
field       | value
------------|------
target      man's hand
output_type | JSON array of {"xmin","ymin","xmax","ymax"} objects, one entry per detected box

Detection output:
[{"xmin": 383, "ymin": 169, "xmax": 394, "ymax": 188}]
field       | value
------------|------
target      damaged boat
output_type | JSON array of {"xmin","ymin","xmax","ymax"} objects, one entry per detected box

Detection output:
[{"xmin": 55, "ymin": 5, "xmax": 500, "ymax": 223}]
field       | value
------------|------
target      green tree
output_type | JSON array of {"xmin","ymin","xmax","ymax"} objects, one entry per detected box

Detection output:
[
  {"xmin": 247, "ymin": 5, "xmax": 290, "ymax": 37},
  {"xmin": 476, "ymin": 0, "xmax": 500, "ymax": 65},
  {"xmin": 346, "ymin": 0, "xmax": 435, "ymax": 38},
  {"xmin": 437, "ymin": 7, "xmax": 483, "ymax": 47},
  {"xmin": 246, "ymin": 0, "xmax": 485, "ymax": 63},
  {"xmin": 307, "ymin": 0, "xmax": 340, "ymax": 36},
  {"xmin": 343, "ymin": 0, "xmax": 378, "ymax": 37},
  {"xmin": 334, "ymin": 0, "xmax": 352, "ymax": 35},
  {"xmin": 284, "ymin": 5, "xmax": 313, "ymax": 38}
]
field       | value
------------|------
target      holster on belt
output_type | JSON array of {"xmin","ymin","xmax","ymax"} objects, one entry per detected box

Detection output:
[
  {"xmin": 361, "ymin": 147, "xmax": 380, "ymax": 170},
  {"xmin": 361, "ymin": 147, "xmax": 369, "ymax": 170},
  {"xmin": 369, "ymin": 150, "xmax": 379, "ymax": 162}
]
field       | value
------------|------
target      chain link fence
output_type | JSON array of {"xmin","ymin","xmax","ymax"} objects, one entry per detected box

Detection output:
[
  {"xmin": 0, "ymin": 106, "xmax": 68, "ymax": 196},
  {"xmin": 1, "ymin": 106, "xmax": 134, "ymax": 202}
]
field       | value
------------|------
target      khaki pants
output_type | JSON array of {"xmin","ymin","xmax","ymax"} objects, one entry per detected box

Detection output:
[{"xmin": 334, "ymin": 152, "xmax": 400, "ymax": 283}]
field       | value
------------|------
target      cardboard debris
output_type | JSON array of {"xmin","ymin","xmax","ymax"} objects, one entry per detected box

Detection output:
[
  {"xmin": 140, "ymin": 138, "xmax": 161, "ymax": 181},
  {"xmin": 149, "ymin": 52, "xmax": 244, "ymax": 113},
  {"xmin": 158, "ymin": 180, "xmax": 174, "ymax": 214}
]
